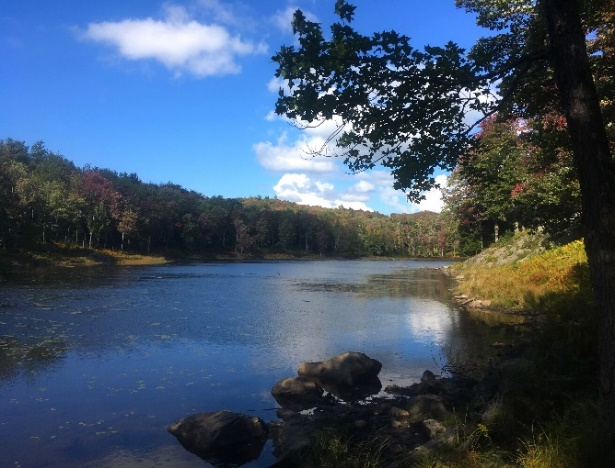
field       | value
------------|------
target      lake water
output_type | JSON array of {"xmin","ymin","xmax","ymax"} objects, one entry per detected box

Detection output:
[{"xmin": 0, "ymin": 260, "xmax": 508, "ymax": 467}]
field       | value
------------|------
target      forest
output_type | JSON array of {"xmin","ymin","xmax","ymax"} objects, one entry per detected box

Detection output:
[
  {"xmin": 0, "ymin": 138, "xmax": 463, "ymax": 258},
  {"xmin": 0, "ymin": 108, "xmax": 586, "ymax": 262}
]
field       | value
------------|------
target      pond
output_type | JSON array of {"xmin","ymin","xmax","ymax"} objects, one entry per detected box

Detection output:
[{"xmin": 0, "ymin": 260, "xmax": 510, "ymax": 467}]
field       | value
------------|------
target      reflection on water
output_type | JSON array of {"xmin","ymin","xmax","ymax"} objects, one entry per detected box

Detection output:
[{"xmin": 0, "ymin": 260, "xmax": 508, "ymax": 466}]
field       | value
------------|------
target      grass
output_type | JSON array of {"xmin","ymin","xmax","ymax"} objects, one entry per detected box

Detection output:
[
  {"xmin": 517, "ymin": 400, "xmax": 615, "ymax": 468},
  {"xmin": 452, "ymin": 238, "xmax": 591, "ymax": 311},
  {"xmin": 0, "ymin": 243, "xmax": 169, "ymax": 274},
  {"xmin": 303, "ymin": 428, "xmax": 388, "ymax": 468},
  {"xmin": 450, "ymin": 235, "xmax": 614, "ymax": 467}
]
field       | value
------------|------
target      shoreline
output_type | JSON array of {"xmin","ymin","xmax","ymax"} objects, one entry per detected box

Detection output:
[{"xmin": 1, "ymin": 245, "xmax": 460, "ymax": 276}]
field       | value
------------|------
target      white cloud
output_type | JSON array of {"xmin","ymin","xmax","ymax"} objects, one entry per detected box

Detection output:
[
  {"xmin": 253, "ymin": 132, "xmax": 338, "ymax": 173},
  {"xmin": 379, "ymin": 186, "xmax": 419, "ymax": 214},
  {"xmin": 273, "ymin": 173, "xmax": 372, "ymax": 211},
  {"xmin": 417, "ymin": 174, "xmax": 448, "ymax": 212},
  {"xmin": 257, "ymin": 97, "xmax": 448, "ymax": 215},
  {"xmin": 81, "ymin": 5, "xmax": 266, "ymax": 77}
]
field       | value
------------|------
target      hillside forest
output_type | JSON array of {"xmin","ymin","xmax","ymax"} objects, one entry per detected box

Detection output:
[{"xmin": 0, "ymin": 113, "xmax": 584, "ymax": 260}]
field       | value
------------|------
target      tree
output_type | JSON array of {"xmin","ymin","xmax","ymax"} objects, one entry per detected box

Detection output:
[
  {"xmin": 272, "ymin": 0, "xmax": 615, "ymax": 429},
  {"xmin": 80, "ymin": 170, "xmax": 119, "ymax": 248},
  {"xmin": 277, "ymin": 217, "xmax": 295, "ymax": 251},
  {"xmin": 455, "ymin": 116, "xmax": 529, "ymax": 243},
  {"xmin": 118, "ymin": 208, "xmax": 138, "ymax": 251}
]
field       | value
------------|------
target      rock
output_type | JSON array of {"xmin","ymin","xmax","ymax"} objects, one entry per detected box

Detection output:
[
  {"xmin": 421, "ymin": 419, "xmax": 446, "ymax": 439},
  {"xmin": 391, "ymin": 419, "xmax": 403, "ymax": 429},
  {"xmin": 297, "ymin": 351, "xmax": 382, "ymax": 388},
  {"xmin": 318, "ymin": 376, "xmax": 382, "ymax": 401},
  {"xmin": 167, "ymin": 411, "xmax": 268, "ymax": 466},
  {"xmin": 276, "ymin": 409, "xmax": 298, "ymax": 421},
  {"xmin": 406, "ymin": 395, "xmax": 452, "ymax": 421},
  {"xmin": 466, "ymin": 299, "xmax": 492, "ymax": 309},
  {"xmin": 272, "ymin": 376, "xmax": 324, "ymax": 411},
  {"xmin": 270, "ymin": 419, "xmax": 320, "ymax": 466},
  {"xmin": 390, "ymin": 406, "xmax": 410, "ymax": 418}
]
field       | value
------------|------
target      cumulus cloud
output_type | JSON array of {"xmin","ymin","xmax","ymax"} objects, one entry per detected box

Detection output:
[
  {"xmin": 273, "ymin": 173, "xmax": 372, "ymax": 211},
  {"xmin": 81, "ymin": 5, "xmax": 266, "ymax": 77},
  {"xmin": 344, "ymin": 180, "xmax": 375, "ymax": 202},
  {"xmin": 417, "ymin": 174, "xmax": 447, "ymax": 212},
  {"xmin": 258, "ymin": 78, "xmax": 448, "ymax": 215},
  {"xmin": 356, "ymin": 171, "xmax": 447, "ymax": 213},
  {"xmin": 253, "ymin": 132, "xmax": 338, "ymax": 173}
]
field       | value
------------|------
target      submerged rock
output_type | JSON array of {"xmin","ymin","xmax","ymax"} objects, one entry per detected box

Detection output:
[{"xmin": 167, "ymin": 411, "xmax": 268, "ymax": 466}]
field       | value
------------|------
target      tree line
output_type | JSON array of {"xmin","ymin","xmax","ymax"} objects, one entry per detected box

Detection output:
[{"xmin": 0, "ymin": 138, "xmax": 463, "ymax": 258}]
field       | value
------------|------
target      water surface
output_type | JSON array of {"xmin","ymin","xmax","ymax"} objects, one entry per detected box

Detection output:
[{"xmin": 0, "ymin": 260, "xmax": 507, "ymax": 467}]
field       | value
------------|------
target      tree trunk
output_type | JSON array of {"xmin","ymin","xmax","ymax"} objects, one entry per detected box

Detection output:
[{"xmin": 543, "ymin": 0, "xmax": 615, "ymax": 435}]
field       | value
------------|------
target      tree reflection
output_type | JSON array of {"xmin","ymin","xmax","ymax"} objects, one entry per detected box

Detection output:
[{"xmin": 0, "ymin": 337, "xmax": 67, "ymax": 381}]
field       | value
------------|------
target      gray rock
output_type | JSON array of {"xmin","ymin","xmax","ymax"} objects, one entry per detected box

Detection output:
[
  {"xmin": 390, "ymin": 406, "xmax": 410, "ymax": 418},
  {"xmin": 167, "ymin": 411, "xmax": 268, "ymax": 466},
  {"xmin": 272, "ymin": 376, "xmax": 324, "ymax": 411},
  {"xmin": 297, "ymin": 351, "xmax": 382, "ymax": 387}
]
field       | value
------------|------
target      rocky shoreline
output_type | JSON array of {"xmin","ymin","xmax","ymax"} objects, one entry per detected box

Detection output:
[{"xmin": 168, "ymin": 349, "xmax": 529, "ymax": 466}]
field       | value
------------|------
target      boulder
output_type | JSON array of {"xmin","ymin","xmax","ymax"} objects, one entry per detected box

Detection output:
[
  {"xmin": 297, "ymin": 351, "xmax": 382, "ymax": 388},
  {"xmin": 272, "ymin": 376, "xmax": 324, "ymax": 411},
  {"xmin": 167, "ymin": 411, "xmax": 268, "ymax": 466},
  {"xmin": 317, "ymin": 375, "xmax": 382, "ymax": 401}
]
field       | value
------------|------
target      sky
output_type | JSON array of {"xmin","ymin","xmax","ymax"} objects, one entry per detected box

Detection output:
[{"xmin": 1, "ymin": 0, "xmax": 487, "ymax": 215}]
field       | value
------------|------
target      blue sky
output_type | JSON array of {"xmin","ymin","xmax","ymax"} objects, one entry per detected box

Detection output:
[{"xmin": 2, "ymin": 0, "xmax": 485, "ymax": 215}]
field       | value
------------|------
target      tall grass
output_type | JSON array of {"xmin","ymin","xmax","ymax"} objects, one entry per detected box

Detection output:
[
  {"xmin": 304, "ymin": 428, "xmax": 387, "ymax": 468},
  {"xmin": 517, "ymin": 400, "xmax": 615, "ymax": 467},
  {"xmin": 453, "ymin": 239, "xmax": 591, "ymax": 311}
]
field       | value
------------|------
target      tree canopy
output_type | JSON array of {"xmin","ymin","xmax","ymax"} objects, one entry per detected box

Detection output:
[
  {"xmin": 0, "ymin": 138, "xmax": 461, "ymax": 258},
  {"xmin": 273, "ymin": 0, "xmax": 615, "ymax": 431}
]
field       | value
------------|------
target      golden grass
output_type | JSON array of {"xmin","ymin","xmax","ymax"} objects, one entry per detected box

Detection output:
[
  {"xmin": 20, "ymin": 243, "xmax": 170, "ymax": 267},
  {"xmin": 453, "ymin": 240, "xmax": 590, "ymax": 311},
  {"xmin": 97, "ymin": 249, "xmax": 168, "ymax": 265}
]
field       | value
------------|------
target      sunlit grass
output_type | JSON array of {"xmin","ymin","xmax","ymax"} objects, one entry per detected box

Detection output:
[
  {"xmin": 97, "ymin": 249, "xmax": 167, "ymax": 265},
  {"xmin": 453, "ymin": 238, "xmax": 591, "ymax": 311},
  {"xmin": 4, "ymin": 243, "xmax": 170, "ymax": 267}
]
